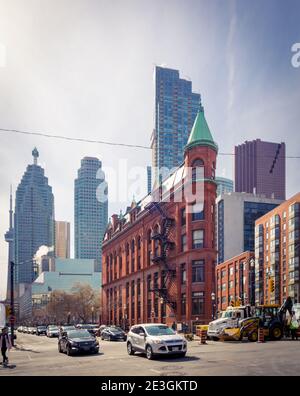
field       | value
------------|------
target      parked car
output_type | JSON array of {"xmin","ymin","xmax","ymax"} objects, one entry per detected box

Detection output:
[
  {"xmin": 36, "ymin": 325, "xmax": 47, "ymax": 336},
  {"xmin": 47, "ymin": 325, "xmax": 60, "ymax": 338},
  {"xmin": 76, "ymin": 324, "xmax": 98, "ymax": 336},
  {"xmin": 59, "ymin": 325, "xmax": 76, "ymax": 338},
  {"xmin": 97, "ymin": 325, "xmax": 107, "ymax": 336},
  {"xmin": 22, "ymin": 326, "xmax": 28, "ymax": 333},
  {"xmin": 28, "ymin": 326, "xmax": 36, "ymax": 334},
  {"xmin": 17, "ymin": 326, "xmax": 23, "ymax": 333},
  {"xmin": 126, "ymin": 324, "xmax": 187, "ymax": 360},
  {"xmin": 101, "ymin": 326, "xmax": 127, "ymax": 341},
  {"xmin": 58, "ymin": 329, "xmax": 99, "ymax": 356}
]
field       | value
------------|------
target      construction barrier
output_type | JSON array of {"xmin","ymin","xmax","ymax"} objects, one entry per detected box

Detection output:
[
  {"xmin": 257, "ymin": 327, "xmax": 265, "ymax": 343},
  {"xmin": 200, "ymin": 329, "xmax": 207, "ymax": 344},
  {"xmin": 196, "ymin": 325, "xmax": 209, "ymax": 337}
]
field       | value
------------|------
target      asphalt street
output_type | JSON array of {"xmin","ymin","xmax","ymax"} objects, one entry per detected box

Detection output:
[{"xmin": 0, "ymin": 333, "xmax": 299, "ymax": 376}]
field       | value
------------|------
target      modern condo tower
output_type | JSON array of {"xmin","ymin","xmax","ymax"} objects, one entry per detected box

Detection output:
[{"xmin": 151, "ymin": 66, "xmax": 201, "ymax": 183}]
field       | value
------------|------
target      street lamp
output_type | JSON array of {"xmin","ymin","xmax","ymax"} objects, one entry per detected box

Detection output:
[
  {"xmin": 91, "ymin": 306, "xmax": 95, "ymax": 324},
  {"xmin": 211, "ymin": 292, "xmax": 216, "ymax": 320}
]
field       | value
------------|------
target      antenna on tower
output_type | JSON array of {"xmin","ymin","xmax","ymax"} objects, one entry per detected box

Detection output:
[{"xmin": 32, "ymin": 147, "xmax": 39, "ymax": 165}]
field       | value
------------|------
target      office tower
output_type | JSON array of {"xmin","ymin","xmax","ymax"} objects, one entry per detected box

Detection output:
[
  {"xmin": 235, "ymin": 139, "xmax": 286, "ymax": 200},
  {"xmin": 14, "ymin": 148, "xmax": 55, "ymax": 283},
  {"xmin": 147, "ymin": 166, "xmax": 152, "ymax": 194},
  {"xmin": 216, "ymin": 176, "xmax": 234, "ymax": 197},
  {"xmin": 4, "ymin": 186, "xmax": 14, "ymax": 299},
  {"xmin": 55, "ymin": 221, "xmax": 70, "ymax": 258},
  {"xmin": 151, "ymin": 66, "xmax": 201, "ymax": 183},
  {"xmin": 75, "ymin": 157, "xmax": 108, "ymax": 272},
  {"xmin": 216, "ymin": 192, "xmax": 283, "ymax": 264}
]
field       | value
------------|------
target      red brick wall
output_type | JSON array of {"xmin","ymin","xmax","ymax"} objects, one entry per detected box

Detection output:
[
  {"xmin": 102, "ymin": 143, "xmax": 218, "ymax": 328},
  {"xmin": 216, "ymin": 251, "xmax": 255, "ymax": 312}
]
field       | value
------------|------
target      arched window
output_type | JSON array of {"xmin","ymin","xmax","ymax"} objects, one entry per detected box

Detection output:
[{"xmin": 192, "ymin": 159, "xmax": 204, "ymax": 181}]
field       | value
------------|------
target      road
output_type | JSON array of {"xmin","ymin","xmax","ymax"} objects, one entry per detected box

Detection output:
[{"xmin": 0, "ymin": 332, "xmax": 299, "ymax": 376}]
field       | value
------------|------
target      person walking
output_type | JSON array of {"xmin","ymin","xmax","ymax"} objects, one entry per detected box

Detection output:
[
  {"xmin": 0, "ymin": 327, "xmax": 12, "ymax": 367},
  {"xmin": 290, "ymin": 311, "xmax": 299, "ymax": 340}
]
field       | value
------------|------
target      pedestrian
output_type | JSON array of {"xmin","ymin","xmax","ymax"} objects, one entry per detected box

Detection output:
[
  {"xmin": 171, "ymin": 321, "xmax": 176, "ymax": 331},
  {"xmin": 0, "ymin": 327, "xmax": 12, "ymax": 367},
  {"xmin": 290, "ymin": 311, "xmax": 299, "ymax": 341}
]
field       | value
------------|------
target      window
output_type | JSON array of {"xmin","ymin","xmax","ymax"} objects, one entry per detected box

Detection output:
[
  {"xmin": 181, "ymin": 264, "xmax": 186, "ymax": 284},
  {"xmin": 137, "ymin": 279, "xmax": 141, "ymax": 296},
  {"xmin": 181, "ymin": 293, "xmax": 186, "ymax": 315},
  {"xmin": 181, "ymin": 234, "xmax": 187, "ymax": 252},
  {"xmin": 192, "ymin": 260, "xmax": 205, "ymax": 282},
  {"xmin": 181, "ymin": 208, "xmax": 186, "ymax": 226},
  {"xmin": 192, "ymin": 202, "xmax": 204, "ymax": 221},
  {"xmin": 229, "ymin": 267, "xmax": 234, "ymax": 276},
  {"xmin": 147, "ymin": 275, "xmax": 152, "ymax": 291},
  {"xmin": 192, "ymin": 230, "xmax": 204, "ymax": 249},
  {"xmin": 131, "ymin": 280, "xmax": 135, "ymax": 296},
  {"xmin": 192, "ymin": 292, "xmax": 205, "ymax": 315},
  {"xmin": 192, "ymin": 159, "xmax": 204, "ymax": 181},
  {"xmin": 154, "ymin": 272, "xmax": 159, "ymax": 289}
]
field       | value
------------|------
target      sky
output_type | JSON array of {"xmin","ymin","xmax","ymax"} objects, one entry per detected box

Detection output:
[{"xmin": 0, "ymin": 0, "xmax": 300, "ymax": 299}]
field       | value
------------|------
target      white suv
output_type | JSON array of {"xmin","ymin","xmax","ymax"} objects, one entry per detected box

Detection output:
[{"xmin": 126, "ymin": 323, "xmax": 187, "ymax": 360}]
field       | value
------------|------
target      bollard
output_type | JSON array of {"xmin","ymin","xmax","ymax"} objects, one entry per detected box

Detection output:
[
  {"xmin": 257, "ymin": 327, "xmax": 265, "ymax": 343},
  {"xmin": 200, "ymin": 329, "xmax": 207, "ymax": 344}
]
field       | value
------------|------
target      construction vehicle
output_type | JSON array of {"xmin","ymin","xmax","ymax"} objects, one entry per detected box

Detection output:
[
  {"xmin": 222, "ymin": 298, "xmax": 294, "ymax": 342},
  {"xmin": 207, "ymin": 305, "xmax": 253, "ymax": 341}
]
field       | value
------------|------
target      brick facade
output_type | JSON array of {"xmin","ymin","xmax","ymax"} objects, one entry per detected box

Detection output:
[
  {"xmin": 255, "ymin": 192, "xmax": 300, "ymax": 305},
  {"xmin": 102, "ymin": 117, "xmax": 218, "ymax": 329},
  {"xmin": 216, "ymin": 251, "xmax": 255, "ymax": 312}
]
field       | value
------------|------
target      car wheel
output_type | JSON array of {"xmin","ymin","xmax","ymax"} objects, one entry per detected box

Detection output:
[
  {"xmin": 127, "ymin": 342, "xmax": 135, "ymax": 355},
  {"xmin": 146, "ymin": 345, "xmax": 154, "ymax": 360},
  {"xmin": 270, "ymin": 326, "xmax": 283, "ymax": 341}
]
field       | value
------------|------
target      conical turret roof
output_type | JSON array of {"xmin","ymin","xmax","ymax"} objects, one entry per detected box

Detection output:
[{"xmin": 185, "ymin": 106, "xmax": 218, "ymax": 152}]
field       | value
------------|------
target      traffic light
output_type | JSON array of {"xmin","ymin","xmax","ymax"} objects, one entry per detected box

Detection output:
[
  {"xmin": 5, "ymin": 305, "xmax": 11, "ymax": 318},
  {"xmin": 230, "ymin": 300, "xmax": 235, "ymax": 307},
  {"xmin": 269, "ymin": 278, "xmax": 275, "ymax": 293}
]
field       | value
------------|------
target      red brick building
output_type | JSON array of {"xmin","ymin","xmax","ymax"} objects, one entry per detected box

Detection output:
[
  {"xmin": 102, "ymin": 108, "xmax": 218, "ymax": 328},
  {"xmin": 216, "ymin": 251, "xmax": 255, "ymax": 312},
  {"xmin": 255, "ymin": 192, "xmax": 300, "ymax": 305}
]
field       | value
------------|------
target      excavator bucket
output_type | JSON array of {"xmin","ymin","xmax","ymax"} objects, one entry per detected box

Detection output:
[{"xmin": 222, "ymin": 328, "xmax": 241, "ymax": 341}]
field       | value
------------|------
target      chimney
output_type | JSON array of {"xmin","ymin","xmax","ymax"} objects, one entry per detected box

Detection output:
[{"xmin": 111, "ymin": 214, "xmax": 119, "ymax": 231}]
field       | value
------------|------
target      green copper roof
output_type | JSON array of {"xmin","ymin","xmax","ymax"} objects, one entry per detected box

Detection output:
[{"xmin": 185, "ymin": 107, "xmax": 218, "ymax": 152}]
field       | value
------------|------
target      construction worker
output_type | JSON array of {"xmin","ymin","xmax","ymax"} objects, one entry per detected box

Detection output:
[
  {"xmin": 290, "ymin": 311, "xmax": 299, "ymax": 340},
  {"xmin": 0, "ymin": 327, "xmax": 12, "ymax": 367}
]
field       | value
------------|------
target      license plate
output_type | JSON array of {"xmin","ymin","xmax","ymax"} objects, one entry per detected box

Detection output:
[{"xmin": 173, "ymin": 347, "xmax": 180, "ymax": 351}]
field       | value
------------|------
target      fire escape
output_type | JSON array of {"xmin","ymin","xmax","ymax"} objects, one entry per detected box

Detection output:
[{"xmin": 145, "ymin": 201, "xmax": 177, "ymax": 311}]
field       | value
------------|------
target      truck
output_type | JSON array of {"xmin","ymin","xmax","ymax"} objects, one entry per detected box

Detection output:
[
  {"xmin": 207, "ymin": 305, "xmax": 253, "ymax": 341},
  {"xmin": 222, "ymin": 298, "xmax": 294, "ymax": 342}
]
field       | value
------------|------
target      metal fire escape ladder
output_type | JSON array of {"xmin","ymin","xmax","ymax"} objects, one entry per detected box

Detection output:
[{"xmin": 145, "ymin": 201, "xmax": 177, "ymax": 311}]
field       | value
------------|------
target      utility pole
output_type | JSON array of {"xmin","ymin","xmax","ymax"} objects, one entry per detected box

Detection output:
[{"xmin": 10, "ymin": 261, "xmax": 15, "ymax": 346}]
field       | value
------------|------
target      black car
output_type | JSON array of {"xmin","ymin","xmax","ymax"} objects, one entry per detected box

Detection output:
[
  {"xmin": 58, "ymin": 329, "xmax": 99, "ymax": 356},
  {"xmin": 36, "ymin": 325, "xmax": 47, "ymax": 335},
  {"xmin": 101, "ymin": 326, "xmax": 127, "ymax": 341}
]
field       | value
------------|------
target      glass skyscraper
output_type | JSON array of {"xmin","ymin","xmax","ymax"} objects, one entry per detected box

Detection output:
[
  {"xmin": 74, "ymin": 157, "xmax": 108, "ymax": 272},
  {"xmin": 151, "ymin": 66, "xmax": 201, "ymax": 182},
  {"xmin": 14, "ymin": 148, "xmax": 54, "ymax": 284}
]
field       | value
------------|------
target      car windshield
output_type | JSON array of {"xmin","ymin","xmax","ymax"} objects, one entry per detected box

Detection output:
[
  {"xmin": 38, "ymin": 326, "xmax": 47, "ymax": 329},
  {"xmin": 49, "ymin": 326, "xmax": 58, "ymax": 330},
  {"xmin": 108, "ymin": 328, "xmax": 122, "ymax": 333},
  {"xmin": 145, "ymin": 325, "xmax": 175, "ymax": 336},
  {"xmin": 221, "ymin": 311, "xmax": 235, "ymax": 318},
  {"xmin": 67, "ymin": 330, "xmax": 91, "ymax": 338}
]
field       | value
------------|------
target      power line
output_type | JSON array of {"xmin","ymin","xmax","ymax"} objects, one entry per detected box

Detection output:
[{"xmin": 0, "ymin": 127, "xmax": 299, "ymax": 158}]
